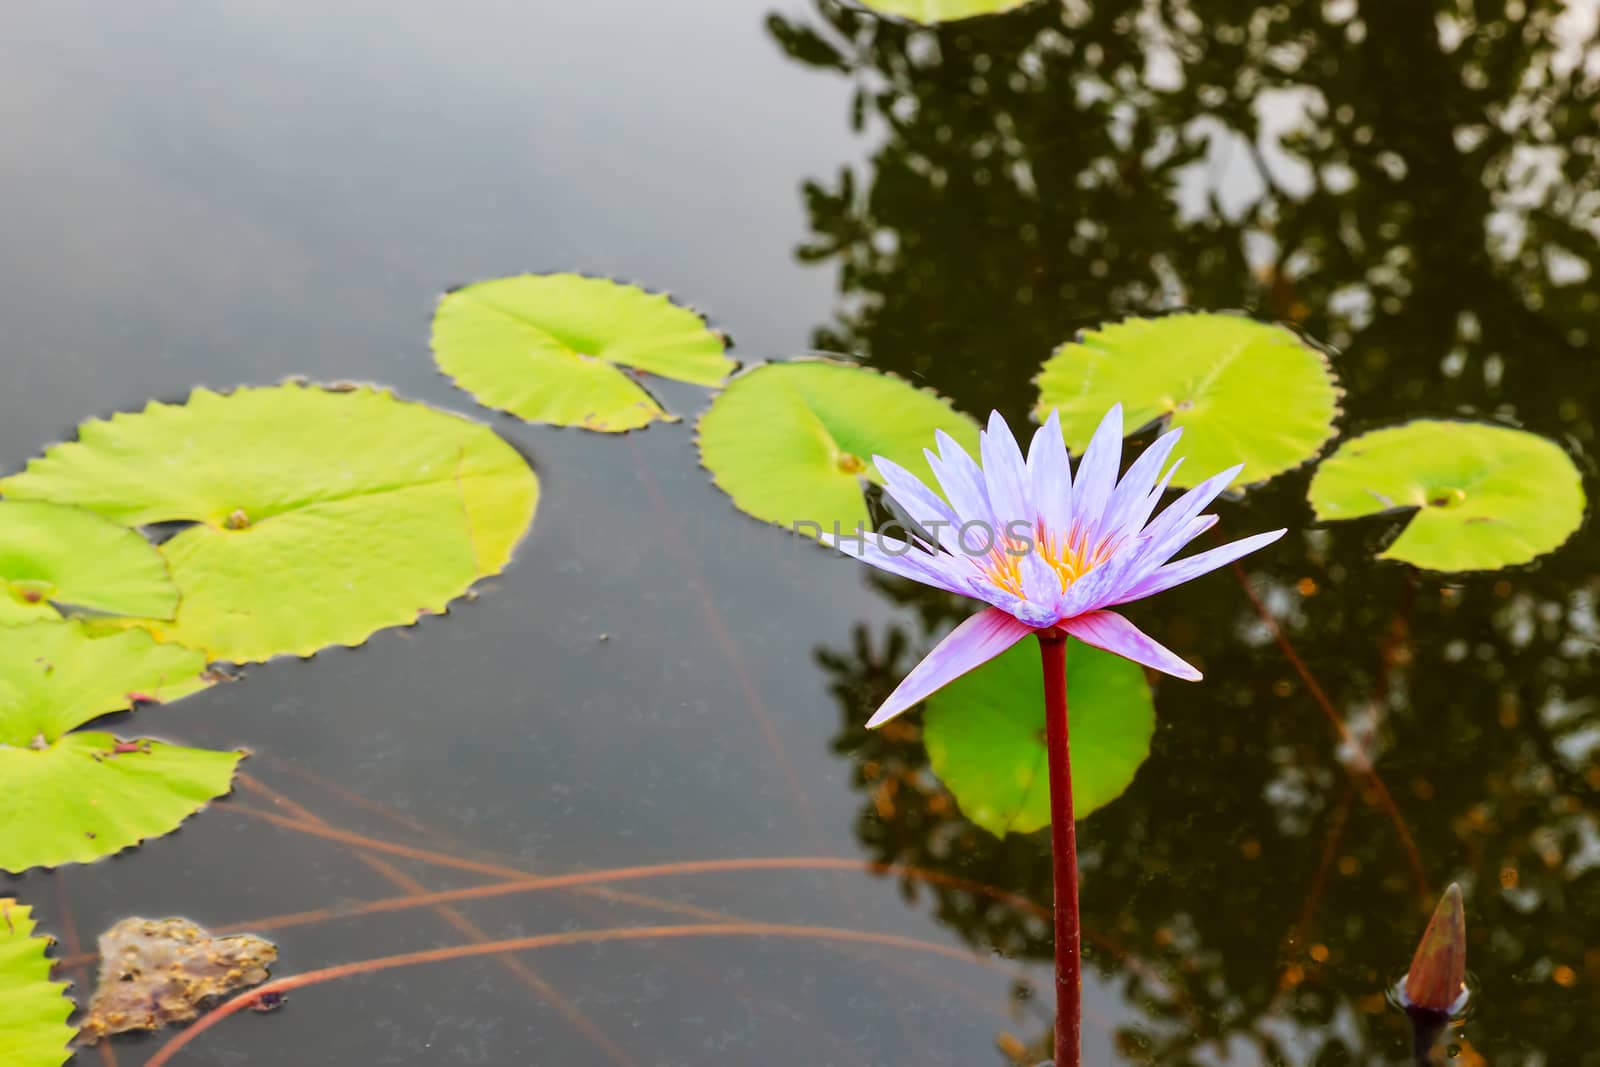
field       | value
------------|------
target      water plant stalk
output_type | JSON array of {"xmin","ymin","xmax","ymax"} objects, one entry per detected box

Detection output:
[{"xmin": 1038, "ymin": 629, "xmax": 1081, "ymax": 1067}]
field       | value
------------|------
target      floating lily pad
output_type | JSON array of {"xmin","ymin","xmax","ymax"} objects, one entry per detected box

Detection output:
[
  {"xmin": 853, "ymin": 0, "xmax": 1036, "ymax": 22},
  {"xmin": 922, "ymin": 638, "xmax": 1155, "ymax": 837},
  {"xmin": 1308, "ymin": 420, "xmax": 1585, "ymax": 571},
  {"xmin": 0, "ymin": 500, "xmax": 177, "ymax": 627},
  {"xmin": 0, "ymin": 622, "xmax": 235, "ymax": 872},
  {"xmin": 0, "ymin": 899, "xmax": 75, "ymax": 1067},
  {"xmin": 0, "ymin": 383, "xmax": 539, "ymax": 662},
  {"xmin": 1035, "ymin": 313, "xmax": 1340, "ymax": 487},
  {"xmin": 432, "ymin": 273, "xmax": 735, "ymax": 432},
  {"xmin": 697, "ymin": 358, "xmax": 980, "ymax": 537}
]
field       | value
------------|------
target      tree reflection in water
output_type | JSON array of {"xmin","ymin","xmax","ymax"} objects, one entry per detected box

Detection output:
[{"xmin": 776, "ymin": 1, "xmax": 1598, "ymax": 1062}]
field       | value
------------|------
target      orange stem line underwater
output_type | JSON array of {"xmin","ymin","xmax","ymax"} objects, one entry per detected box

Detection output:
[
  {"xmin": 142, "ymin": 922, "xmax": 993, "ymax": 1067},
  {"xmin": 624, "ymin": 435, "xmax": 818, "ymax": 836},
  {"xmin": 1229, "ymin": 563, "xmax": 1430, "ymax": 897},
  {"xmin": 234, "ymin": 775, "xmax": 637, "ymax": 1067},
  {"xmin": 234, "ymin": 768, "xmax": 880, "ymax": 1058},
  {"xmin": 238, "ymin": 762, "xmax": 1197, "ymax": 1023},
  {"xmin": 259, "ymin": 753, "xmax": 442, "ymax": 840},
  {"xmin": 251, "ymin": 758, "xmax": 772, "ymax": 929},
  {"xmin": 219, "ymin": 802, "xmax": 1199, "ymax": 1019},
  {"xmin": 237, "ymin": 855, "xmax": 1039, "ymax": 938},
  {"xmin": 1272, "ymin": 780, "xmax": 1356, "ymax": 1007},
  {"xmin": 625, "ymin": 436, "xmax": 944, "ymax": 1061}
]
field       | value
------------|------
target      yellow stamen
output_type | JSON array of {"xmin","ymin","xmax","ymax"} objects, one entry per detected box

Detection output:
[{"xmin": 977, "ymin": 521, "xmax": 1120, "ymax": 597}]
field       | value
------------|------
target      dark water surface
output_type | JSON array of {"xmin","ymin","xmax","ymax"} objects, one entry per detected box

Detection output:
[{"xmin": 3, "ymin": 1, "xmax": 1597, "ymax": 1064}]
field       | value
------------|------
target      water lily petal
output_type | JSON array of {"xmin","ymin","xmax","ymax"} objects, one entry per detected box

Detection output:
[
  {"xmin": 1061, "ymin": 609, "xmax": 1201, "ymax": 681},
  {"xmin": 866, "ymin": 607, "xmax": 1035, "ymax": 727},
  {"xmin": 1028, "ymin": 409, "xmax": 1074, "ymax": 535},
  {"xmin": 928, "ymin": 430, "xmax": 993, "ymax": 525},
  {"xmin": 1102, "ymin": 427, "xmax": 1182, "ymax": 542},
  {"xmin": 1070, "ymin": 403, "xmax": 1123, "ymax": 539},
  {"xmin": 875, "ymin": 455, "xmax": 962, "ymax": 553},
  {"xmin": 980, "ymin": 411, "xmax": 1034, "ymax": 533},
  {"xmin": 1118, "ymin": 513, "xmax": 1218, "ymax": 584},
  {"xmin": 1115, "ymin": 528, "xmax": 1286, "ymax": 603},
  {"xmin": 820, "ymin": 530, "xmax": 972, "ymax": 598},
  {"xmin": 1136, "ymin": 464, "xmax": 1243, "ymax": 565}
]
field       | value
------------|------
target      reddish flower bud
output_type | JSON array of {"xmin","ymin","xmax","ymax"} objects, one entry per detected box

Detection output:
[{"xmin": 1403, "ymin": 883, "xmax": 1467, "ymax": 1014}]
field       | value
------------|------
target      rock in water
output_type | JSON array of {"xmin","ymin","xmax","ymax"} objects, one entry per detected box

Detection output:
[{"xmin": 78, "ymin": 917, "xmax": 277, "ymax": 1043}]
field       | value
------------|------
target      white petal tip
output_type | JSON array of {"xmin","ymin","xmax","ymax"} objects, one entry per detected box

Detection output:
[{"xmin": 865, "ymin": 707, "xmax": 907, "ymax": 729}]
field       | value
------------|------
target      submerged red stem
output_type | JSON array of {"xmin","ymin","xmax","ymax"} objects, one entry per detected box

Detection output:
[{"xmin": 1039, "ymin": 630, "xmax": 1081, "ymax": 1067}]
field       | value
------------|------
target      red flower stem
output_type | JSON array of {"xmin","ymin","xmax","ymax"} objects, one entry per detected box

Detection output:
[{"xmin": 1039, "ymin": 630, "xmax": 1081, "ymax": 1067}]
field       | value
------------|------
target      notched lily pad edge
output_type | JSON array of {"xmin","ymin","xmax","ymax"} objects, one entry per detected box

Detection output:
[
  {"xmin": 693, "ymin": 352, "xmax": 978, "ymax": 543},
  {"xmin": 1031, "ymin": 307, "xmax": 1348, "ymax": 488},
  {"xmin": 0, "ymin": 898, "xmax": 77, "ymax": 1061},
  {"xmin": 5, "ymin": 380, "xmax": 537, "ymax": 664},
  {"xmin": 430, "ymin": 270, "xmax": 740, "ymax": 436},
  {"xmin": 4, "ymin": 379, "xmax": 467, "ymax": 481},
  {"xmin": 6, "ymin": 746, "xmax": 252, "ymax": 876},
  {"xmin": 131, "ymin": 581, "xmax": 503, "ymax": 666}
]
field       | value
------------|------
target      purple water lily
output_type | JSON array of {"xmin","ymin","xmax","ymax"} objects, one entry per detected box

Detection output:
[
  {"xmin": 826, "ymin": 404, "xmax": 1284, "ymax": 1067},
  {"xmin": 827, "ymin": 404, "xmax": 1285, "ymax": 727}
]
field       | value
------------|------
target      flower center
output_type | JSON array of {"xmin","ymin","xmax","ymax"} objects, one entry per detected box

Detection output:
[{"xmin": 975, "ymin": 521, "xmax": 1118, "ymax": 598}]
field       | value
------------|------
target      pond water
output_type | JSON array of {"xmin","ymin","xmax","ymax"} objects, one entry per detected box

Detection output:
[{"xmin": 3, "ymin": 1, "xmax": 1596, "ymax": 1064}]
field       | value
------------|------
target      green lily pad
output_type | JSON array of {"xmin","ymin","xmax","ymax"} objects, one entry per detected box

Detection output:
[
  {"xmin": 1308, "ymin": 420, "xmax": 1585, "ymax": 571},
  {"xmin": 853, "ymin": 0, "xmax": 1036, "ymax": 22},
  {"xmin": 1034, "ymin": 313, "xmax": 1341, "ymax": 487},
  {"xmin": 923, "ymin": 638, "xmax": 1155, "ymax": 837},
  {"xmin": 0, "ymin": 384, "xmax": 539, "ymax": 662},
  {"xmin": 432, "ymin": 273, "xmax": 735, "ymax": 432},
  {"xmin": 697, "ymin": 358, "xmax": 980, "ymax": 537},
  {"xmin": 0, "ymin": 621, "xmax": 236, "ymax": 872},
  {"xmin": 0, "ymin": 899, "xmax": 75, "ymax": 1067},
  {"xmin": 0, "ymin": 500, "xmax": 177, "ymax": 627}
]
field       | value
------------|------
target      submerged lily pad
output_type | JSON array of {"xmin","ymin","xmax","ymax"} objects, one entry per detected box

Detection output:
[
  {"xmin": 1035, "ymin": 313, "xmax": 1340, "ymax": 487},
  {"xmin": 0, "ymin": 622, "xmax": 236, "ymax": 872},
  {"xmin": 697, "ymin": 358, "xmax": 980, "ymax": 537},
  {"xmin": 0, "ymin": 500, "xmax": 177, "ymax": 627},
  {"xmin": 1308, "ymin": 420, "xmax": 1585, "ymax": 571},
  {"xmin": 0, "ymin": 899, "xmax": 75, "ymax": 1067},
  {"xmin": 0, "ymin": 383, "xmax": 539, "ymax": 662},
  {"xmin": 853, "ymin": 0, "xmax": 1036, "ymax": 22},
  {"xmin": 922, "ymin": 638, "xmax": 1155, "ymax": 837},
  {"xmin": 432, "ymin": 273, "xmax": 735, "ymax": 432}
]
